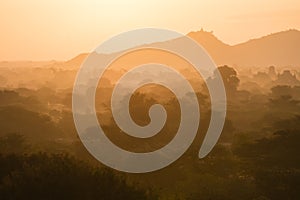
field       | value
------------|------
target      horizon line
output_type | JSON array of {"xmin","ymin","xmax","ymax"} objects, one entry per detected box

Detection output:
[{"xmin": 0, "ymin": 28, "xmax": 299, "ymax": 63}]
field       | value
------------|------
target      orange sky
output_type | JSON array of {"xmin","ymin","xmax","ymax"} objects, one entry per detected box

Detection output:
[{"xmin": 1, "ymin": 0, "xmax": 300, "ymax": 61}]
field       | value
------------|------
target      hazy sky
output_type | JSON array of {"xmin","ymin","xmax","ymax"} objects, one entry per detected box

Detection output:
[{"xmin": 1, "ymin": 0, "xmax": 300, "ymax": 61}]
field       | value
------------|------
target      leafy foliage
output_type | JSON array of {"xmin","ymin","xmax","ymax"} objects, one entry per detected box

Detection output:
[{"xmin": 0, "ymin": 153, "xmax": 155, "ymax": 200}]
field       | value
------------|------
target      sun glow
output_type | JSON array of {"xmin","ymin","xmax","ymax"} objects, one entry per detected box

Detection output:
[{"xmin": 1, "ymin": 0, "xmax": 300, "ymax": 60}]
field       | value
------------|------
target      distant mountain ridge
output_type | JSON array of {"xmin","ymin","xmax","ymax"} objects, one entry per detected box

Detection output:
[
  {"xmin": 188, "ymin": 29, "xmax": 300, "ymax": 67},
  {"xmin": 68, "ymin": 29, "xmax": 300, "ymax": 68}
]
